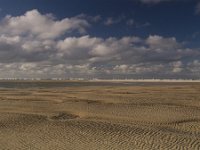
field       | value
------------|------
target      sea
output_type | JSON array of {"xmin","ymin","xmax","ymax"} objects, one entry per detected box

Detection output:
[{"xmin": 0, "ymin": 80, "xmax": 197, "ymax": 89}]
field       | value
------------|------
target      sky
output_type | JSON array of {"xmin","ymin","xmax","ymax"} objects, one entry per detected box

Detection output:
[{"xmin": 0, "ymin": 0, "xmax": 200, "ymax": 79}]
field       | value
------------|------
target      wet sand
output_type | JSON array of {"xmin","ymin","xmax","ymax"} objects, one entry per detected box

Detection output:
[{"xmin": 0, "ymin": 81, "xmax": 200, "ymax": 150}]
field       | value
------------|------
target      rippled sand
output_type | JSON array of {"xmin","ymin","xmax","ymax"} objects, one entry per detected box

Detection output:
[{"xmin": 0, "ymin": 82, "xmax": 200, "ymax": 150}]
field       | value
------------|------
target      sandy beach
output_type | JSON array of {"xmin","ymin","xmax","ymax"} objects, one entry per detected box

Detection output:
[{"xmin": 0, "ymin": 81, "xmax": 200, "ymax": 150}]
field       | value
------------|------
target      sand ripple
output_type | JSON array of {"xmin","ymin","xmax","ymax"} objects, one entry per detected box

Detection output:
[{"xmin": 0, "ymin": 82, "xmax": 200, "ymax": 149}]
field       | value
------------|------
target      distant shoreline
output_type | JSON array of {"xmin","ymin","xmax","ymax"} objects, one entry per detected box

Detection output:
[
  {"xmin": 92, "ymin": 79, "xmax": 200, "ymax": 82},
  {"xmin": 0, "ymin": 79, "xmax": 200, "ymax": 83}
]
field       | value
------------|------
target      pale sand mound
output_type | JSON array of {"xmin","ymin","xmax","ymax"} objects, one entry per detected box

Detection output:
[{"xmin": 0, "ymin": 82, "xmax": 200, "ymax": 150}]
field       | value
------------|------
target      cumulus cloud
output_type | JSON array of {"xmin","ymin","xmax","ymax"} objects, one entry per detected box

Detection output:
[
  {"xmin": 0, "ymin": 9, "xmax": 90, "ymax": 39},
  {"xmin": 146, "ymin": 35, "xmax": 181, "ymax": 51},
  {"xmin": 0, "ymin": 9, "xmax": 199, "ymax": 79}
]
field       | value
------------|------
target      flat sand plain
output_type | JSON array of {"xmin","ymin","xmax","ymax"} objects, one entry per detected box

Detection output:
[{"xmin": 0, "ymin": 81, "xmax": 200, "ymax": 150}]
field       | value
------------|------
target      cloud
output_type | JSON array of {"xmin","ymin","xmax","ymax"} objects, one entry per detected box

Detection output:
[
  {"xmin": 75, "ymin": 14, "xmax": 102, "ymax": 23},
  {"xmin": 171, "ymin": 61, "xmax": 183, "ymax": 73},
  {"xmin": 0, "ymin": 34, "xmax": 199, "ymax": 78},
  {"xmin": 104, "ymin": 16, "xmax": 125, "ymax": 26},
  {"xmin": 187, "ymin": 60, "xmax": 200, "ymax": 74},
  {"xmin": 0, "ymin": 9, "xmax": 199, "ymax": 79},
  {"xmin": 103, "ymin": 16, "xmax": 150, "ymax": 28},
  {"xmin": 126, "ymin": 19, "xmax": 151, "ymax": 28},
  {"xmin": 146, "ymin": 35, "xmax": 180, "ymax": 50},
  {"xmin": 0, "ymin": 9, "xmax": 90, "ymax": 39}
]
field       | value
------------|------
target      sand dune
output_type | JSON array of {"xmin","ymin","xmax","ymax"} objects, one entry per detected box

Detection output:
[{"xmin": 0, "ymin": 82, "xmax": 200, "ymax": 149}]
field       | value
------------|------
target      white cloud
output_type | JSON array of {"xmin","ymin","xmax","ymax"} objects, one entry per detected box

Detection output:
[
  {"xmin": 57, "ymin": 36, "xmax": 141, "ymax": 60},
  {"xmin": 22, "ymin": 39, "xmax": 56, "ymax": 52},
  {"xmin": 0, "ymin": 9, "xmax": 199, "ymax": 79},
  {"xmin": 146, "ymin": 35, "xmax": 180, "ymax": 51},
  {"xmin": 0, "ymin": 9, "xmax": 90, "ymax": 39},
  {"xmin": 0, "ymin": 35, "xmax": 21, "ymax": 44},
  {"xmin": 187, "ymin": 60, "xmax": 200, "ymax": 74},
  {"xmin": 0, "ymin": 33, "xmax": 199, "ymax": 78},
  {"xmin": 171, "ymin": 61, "xmax": 183, "ymax": 73},
  {"xmin": 19, "ymin": 63, "xmax": 37, "ymax": 71}
]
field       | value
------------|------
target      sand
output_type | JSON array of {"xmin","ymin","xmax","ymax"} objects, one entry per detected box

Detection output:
[{"xmin": 0, "ymin": 82, "xmax": 200, "ymax": 150}]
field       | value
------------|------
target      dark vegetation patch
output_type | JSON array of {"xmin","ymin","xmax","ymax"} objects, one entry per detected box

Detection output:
[{"xmin": 50, "ymin": 112, "xmax": 79, "ymax": 121}]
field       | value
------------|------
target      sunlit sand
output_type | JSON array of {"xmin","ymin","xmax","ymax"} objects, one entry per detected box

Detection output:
[{"xmin": 0, "ymin": 81, "xmax": 200, "ymax": 149}]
